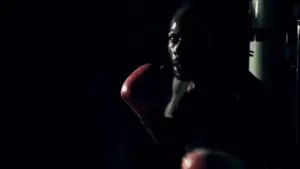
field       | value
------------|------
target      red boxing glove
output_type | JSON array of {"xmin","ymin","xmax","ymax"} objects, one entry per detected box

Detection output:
[
  {"xmin": 181, "ymin": 149, "xmax": 245, "ymax": 169},
  {"xmin": 181, "ymin": 149, "xmax": 207, "ymax": 169},
  {"xmin": 120, "ymin": 63, "xmax": 168, "ymax": 118},
  {"xmin": 120, "ymin": 63, "xmax": 185, "ymax": 144}
]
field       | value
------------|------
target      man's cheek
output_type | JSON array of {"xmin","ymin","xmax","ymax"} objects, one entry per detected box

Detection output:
[{"xmin": 167, "ymin": 45, "xmax": 173, "ymax": 54}]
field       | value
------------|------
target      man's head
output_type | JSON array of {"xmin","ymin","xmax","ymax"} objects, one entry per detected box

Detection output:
[{"xmin": 168, "ymin": 3, "xmax": 212, "ymax": 81}]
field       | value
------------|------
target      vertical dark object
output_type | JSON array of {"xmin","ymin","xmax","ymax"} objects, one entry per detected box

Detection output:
[
  {"xmin": 213, "ymin": 0, "xmax": 250, "ymax": 80},
  {"xmin": 296, "ymin": 19, "xmax": 300, "ymax": 149}
]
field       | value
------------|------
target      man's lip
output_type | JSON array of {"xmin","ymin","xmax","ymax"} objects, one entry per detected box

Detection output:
[
  {"xmin": 173, "ymin": 62, "xmax": 180, "ymax": 66},
  {"xmin": 172, "ymin": 59, "xmax": 180, "ymax": 65}
]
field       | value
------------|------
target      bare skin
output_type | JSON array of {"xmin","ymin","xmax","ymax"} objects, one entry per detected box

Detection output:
[{"xmin": 164, "ymin": 6, "xmax": 212, "ymax": 119}]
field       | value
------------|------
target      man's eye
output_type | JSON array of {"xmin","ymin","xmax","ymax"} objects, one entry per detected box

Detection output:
[{"xmin": 170, "ymin": 36, "xmax": 179, "ymax": 44}]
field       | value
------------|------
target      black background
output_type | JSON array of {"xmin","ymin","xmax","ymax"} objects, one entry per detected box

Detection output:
[
  {"xmin": 1, "ymin": 1, "xmax": 298, "ymax": 168},
  {"xmin": 2, "ymin": 0, "xmax": 182, "ymax": 168}
]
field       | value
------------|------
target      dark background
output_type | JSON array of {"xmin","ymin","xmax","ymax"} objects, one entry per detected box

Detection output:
[
  {"xmin": 78, "ymin": 1, "xmax": 183, "ymax": 168},
  {"xmin": 2, "ymin": 1, "xmax": 298, "ymax": 168},
  {"xmin": 2, "ymin": 0, "xmax": 182, "ymax": 168}
]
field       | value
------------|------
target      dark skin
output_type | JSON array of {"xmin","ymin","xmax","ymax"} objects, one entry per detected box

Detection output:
[
  {"xmin": 133, "ymin": 5, "xmax": 274, "ymax": 169},
  {"xmin": 162, "ymin": 12, "xmax": 246, "ymax": 166},
  {"xmin": 167, "ymin": 7, "xmax": 212, "ymax": 83},
  {"xmin": 167, "ymin": 6, "xmax": 254, "ymax": 90},
  {"xmin": 147, "ymin": 3, "xmax": 288, "ymax": 168}
]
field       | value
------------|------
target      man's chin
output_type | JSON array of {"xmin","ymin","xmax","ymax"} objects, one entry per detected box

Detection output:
[{"xmin": 174, "ymin": 72, "xmax": 192, "ymax": 82}]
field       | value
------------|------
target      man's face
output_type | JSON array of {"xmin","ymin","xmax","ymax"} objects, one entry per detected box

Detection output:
[{"xmin": 168, "ymin": 17, "xmax": 211, "ymax": 81}]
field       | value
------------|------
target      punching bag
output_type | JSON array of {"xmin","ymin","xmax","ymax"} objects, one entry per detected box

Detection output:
[
  {"xmin": 249, "ymin": 1, "xmax": 294, "ymax": 168},
  {"xmin": 249, "ymin": 0, "xmax": 291, "ymax": 89}
]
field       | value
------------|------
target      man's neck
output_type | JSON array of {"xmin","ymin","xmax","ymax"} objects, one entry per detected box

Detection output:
[{"xmin": 164, "ymin": 77, "xmax": 190, "ymax": 118}]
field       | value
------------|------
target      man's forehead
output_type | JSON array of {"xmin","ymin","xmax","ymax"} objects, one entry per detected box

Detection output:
[{"xmin": 169, "ymin": 19, "xmax": 202, "ymax": 36}]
